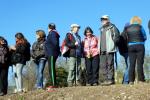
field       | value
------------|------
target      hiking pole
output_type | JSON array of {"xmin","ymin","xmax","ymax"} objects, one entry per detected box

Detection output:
[
  {"xmin": 148, "ymin": 20, "xmax": 150, "ymax": 34},
  {"xmin": 75, "ymin": 53, "xmax": 77, "ymax": 87}
]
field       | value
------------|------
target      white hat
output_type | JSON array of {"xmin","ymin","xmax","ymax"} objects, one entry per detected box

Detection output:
[
  {"xmin": 101, "ymin": 15, "xmax": 110, "ymax": 20},
  {"xmin": 70, "ymin": 24, "xmax": 80, "ymax": 28}
]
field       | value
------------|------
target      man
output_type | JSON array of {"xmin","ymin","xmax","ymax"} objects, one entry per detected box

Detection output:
[
  {"xmin": 45, "ymin": 23, "xmax": 60, "ymax": 87},
  {"xmin": 65, "ymin": 24, "xmax": 82, "ymax": 87},
  {"xmin": 99, "ymin": 15, "xmax": 120, "ymax": 85}
]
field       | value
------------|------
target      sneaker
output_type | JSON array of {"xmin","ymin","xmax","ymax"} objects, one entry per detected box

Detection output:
[
  {"xmin": 68, "ymin": 82, "xmax": 73, "ymax": 87},
  {"xmin": 129, "ymin": 82, "xmax": 134, "ymax": 85},
  {"xmin": 92, "ymin": 83, "xmax": 98, "ymax": 86},
  {"xmin": 0, "ymin": 92, "xmax": 4, "ymax": 96},
  {"xmin": 86, "ymin": 83, "xmax": 92, "ymax": 86}
]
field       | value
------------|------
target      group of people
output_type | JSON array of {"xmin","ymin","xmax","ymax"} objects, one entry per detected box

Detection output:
[{"xmin": 0, "ymin": 15, "xmax": 149, "ymax": 96}]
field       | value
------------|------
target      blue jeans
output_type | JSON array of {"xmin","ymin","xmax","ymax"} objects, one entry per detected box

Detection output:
[
  {"xmin": 34, "ymin": 59, "xmax": 46, "ymax": 88},
  {"xmin": 122, "ymin": 53, "xmax": 129, "ymax": 84}
]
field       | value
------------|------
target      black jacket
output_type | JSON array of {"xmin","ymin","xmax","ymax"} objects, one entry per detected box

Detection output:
[
  {"xmin": 32, "ymin": 40, "xmax": 47, "ymax": 60},
  {"xmin": 0, "ymin": 39, "xmax": 9, "ymax": 64},
  {"xmin": 45, "ymin": 30, "xmax": 60, "ymax": 57},
  {"xmin": 11, "ymin": 42, "xmax": 30, "ymax": 65},
  {"xmin": 65, "ymin": 33, "xmax": 83, "ymax": 57}
]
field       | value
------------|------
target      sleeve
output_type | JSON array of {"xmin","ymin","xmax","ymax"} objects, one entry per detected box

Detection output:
[
  {"xmin": 31, "ymin": 42, "xmax": 36, "ymax": 59},
  {"xmin": 65, "ymin": 33, "xmax": 76, "ymax": 48},
  {"xmin": 141, "ymin": 26, "xmax": 147, "ymax": 41},
  {"xmin": 112, "ymin": 26, "xmax": 120, "ymax": 45}
]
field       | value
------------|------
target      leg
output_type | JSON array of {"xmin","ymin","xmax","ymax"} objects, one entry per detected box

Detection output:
[
  {"xmin": 76, "ymin": 57, "xmax": 81, "ymax": 83},
  {"xmin": 122, "ymin": 53, "xmax": 129, "ymax": 84},
  {"xmin": 34, "ymin": 60, "xmax": 39, "ymax": 88},
  {"xmin": 107, "ymin": 53, "xmax": 115, "ymax": 83},
  {"xmin": 99, "ymin": 54, "xmax": 107, "ymax": 82},
  {"xmin": 16, "ymin": 63, "xmax": 24, "ymax": 92},
  {"xmin": 13, "ymin": 65, "xmax": 19, "ymax": 92},
  {"xmin": 128, "ymin": 45, "xmax": 137, "ymax": 83},
  {"xmin": 85, "ymin": 57, "xmax": 92, "ymax": 84},
  {"xmin": 48, "ymin": 56, "xmax": 58, "ymax": 86},
  {"xmin": 67, "ymin": 57, "xmax": 76, "ymax": 85},
  {"xmin": 92, "ymin": 55, "xmax": 100, "ymax": 84},
  {"xmin": 1, "ymin": 65, "xmax": 8, "ymax": 94},
  {"xmin": 38, "ymin": 59, "xmax": 46, "ymax": 88},
  {"xmin": 136, "ymin": 45, "xmax": 145, "ymax": 82}
]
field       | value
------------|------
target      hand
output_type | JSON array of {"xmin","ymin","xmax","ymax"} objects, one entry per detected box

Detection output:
[
  {"xmin": 75, "ymin": 42, "xmax": 78, "ymax": 46},
  {"xmin": 9, "ymin": 45, "xmax": 16, "ymax": 50}
]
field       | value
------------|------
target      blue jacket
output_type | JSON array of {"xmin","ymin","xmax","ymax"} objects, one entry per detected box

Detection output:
[{"xmin": 45, "ymin": 30, "xmax": 60, "ymax": 57}]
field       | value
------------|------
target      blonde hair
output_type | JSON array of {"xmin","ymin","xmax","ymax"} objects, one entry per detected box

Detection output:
[{"xmin": 130, "ymin": 16, "xmax": 142, "ymax": 25}]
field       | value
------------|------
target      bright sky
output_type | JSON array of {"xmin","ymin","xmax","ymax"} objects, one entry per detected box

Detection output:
[{"xmin": 1, "ymin": 0, "xmax": 150, "ymax": 86}]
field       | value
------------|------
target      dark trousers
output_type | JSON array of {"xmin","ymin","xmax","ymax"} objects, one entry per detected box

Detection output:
[
  {"xmin": 100, "ymin": 53, "xmax": 114, "ymax": 82},
  {"xmin": 85, "ymin": 55, "xmax": 99, "ymax": 84},
  {"xmin": 0, "ymin": 64, "xmax": 8, "ymax": 94},
  {"xmin": 128, "ymin": 44, "xmax": 145, "ymax": 82},
  {"xmin": 48, "ymin": 56, "xmax": 58, "ymax": 86}
]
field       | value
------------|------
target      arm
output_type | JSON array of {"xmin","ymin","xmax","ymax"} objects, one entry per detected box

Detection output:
[
  {"xmin": 141, "ymin": 26, "xmax": 147, "ymax": 41},
  {"xmin": 112, "ymin": 26, "xmax": 120, "ymax": 45}
]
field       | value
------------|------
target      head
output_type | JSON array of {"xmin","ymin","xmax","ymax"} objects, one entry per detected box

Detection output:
[
  {"xmin": 36, "ymin": 30, "xmax": 46, "ymax": 40},
  {"xmin": 130, "ymin": 16, "xmax": 142, "ymax": 25},
  {"xmin": 101, "ymin": 15, "xmax": 110, "ymax": 26},
  {"xmin": 84, "ymin": 26, "xmax": 93, "ymax": 37},
  {"xmin": 0, "ymin": 36, "xmax": 6, "ymax": 45},
  {"xmin": 15, "ymin": 32, "xmax": 26, "ymax": 44},
  {"xmin": 71, "ymin": 24, "xmax": 80, "ymax": 33},
  {"xmin": 48, "ymin": 23, "xmax": 56, "ymax": 32}
]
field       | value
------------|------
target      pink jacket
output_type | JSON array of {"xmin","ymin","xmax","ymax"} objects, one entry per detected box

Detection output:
[{"xmin": 83, "ymin": 35, "xmax": 99, "ymax": 57}]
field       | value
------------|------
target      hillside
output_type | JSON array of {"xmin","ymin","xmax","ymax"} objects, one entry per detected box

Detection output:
[{"xmin": 0, "ymin": 83, "xmax": 150, "ymax": 100}]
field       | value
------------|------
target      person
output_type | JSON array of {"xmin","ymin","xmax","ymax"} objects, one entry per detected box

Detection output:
[
  {"xmin": 45, "ymin": 23, "xmax": 60, "ymax": 87},
  {"xmin": 10, "ymin": 33, "xmax": 31, "ymax": 93},
  {"xmin": 99, "ymin": 15, "xmax": 120, "ymax": 85},
  {"xmin": 122, "ymin": 16, "xmax": 147, "ymax": 84},
  {"xmin": 0, "ymin": 36, "xmax": 9, "ymax": 96},
  {"xmin": 65, "ymin": 24, "xmax": 82, "ymax": 87},
  {"xmin": 31, "ymin": 30, "xmax": 47, "ymax": 89},
  {"xmin": 117, "ymin": 23, "xmax": 130, "ymax": 84},
  {"xmin": 83, "ymin": 27, "xmax": 99, "ymax": 86}
]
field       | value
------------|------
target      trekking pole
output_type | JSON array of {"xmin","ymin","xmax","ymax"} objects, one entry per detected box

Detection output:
[{"xmin": 148, "ymin": 20, "xmax": 150, "ymax": 34}]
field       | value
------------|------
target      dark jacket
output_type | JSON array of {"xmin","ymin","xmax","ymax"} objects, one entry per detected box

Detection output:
[
  {"xmin": 45, "ymin": 30, "xmax": 60, "ymax": 57},
  {"xmin": 65, "ymin": 33, "xmax": 83, "ymax": 57},
  {"xmin": 126, "ymin": 24, "xmax": 147, "ymax": 43},
  {"xmin": 0, "ymin": 39, "xmax": 9, "ymax": 64},
  {"xmin": 32, "ymin": 40, "xmax": 47, "ymax": 60},
  {"xmin": 11, "ymin": 42, "xmax": 30, "ymax": 65}
]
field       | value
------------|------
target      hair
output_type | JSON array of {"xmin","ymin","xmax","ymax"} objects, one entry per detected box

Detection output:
[
  {"xmin": 36, "ymin": 30, "xmax": 46, "ymax": 39},
  {"xmin": 48, "ymin": 23, "xmax": 56, "ymax": 30},
  {"xmin": 130, "ymin": 16, "xmax": 142, "ymax": 25},
  {"xmin": 84, "ymin": 26, "xmax": 93, "ymax": 36},
  {"xmin": 15, "ymin": 32, "xmax": 27, "ymax": 45}
]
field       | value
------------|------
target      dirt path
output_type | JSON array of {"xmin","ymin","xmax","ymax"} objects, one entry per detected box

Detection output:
[{"xmin": 0, "ymin": 83, "xmax": 150, "ymax": 100}]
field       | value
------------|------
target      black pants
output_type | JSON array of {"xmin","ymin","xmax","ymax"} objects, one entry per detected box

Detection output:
[
  {"xmin": 128, "ymin": 44, "xmax": 145, "ymax": 82},
  {"xmin": 0, "ymin": 64, "xmax": 8, "ymax": 94},
  {"xmin": 48, "ymin": 56, "xmax": 58, "ymax": 86},
  {"xmin": 100, "ymin": 53, "xmax": 114, "ymax": 82},
  {"xmin": 85, "ymin": 55, "xmax": 99, "ymax": 84}
]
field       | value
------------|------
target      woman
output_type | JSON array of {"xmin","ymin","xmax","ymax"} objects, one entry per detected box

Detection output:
[
  {"xmin": 122, "ymin": 16, "xmax": 147, "ymax": 84},
  {"xmin": 83, "ymin": 27, "xmax": 99, "ymax": 86},
  {"xmin": 32, "ymin": 30, "xmax": 47, "ymax": 89},
  {"xmin": 0, "ymin": 36, "xmax": 9, "ymax": 96},
  {"xmin": 10, "ymin": 33, "xmax": 30, "ymax": 93}
]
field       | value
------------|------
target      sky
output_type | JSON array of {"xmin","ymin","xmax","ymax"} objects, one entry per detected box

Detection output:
[{"xmin": 0, "ymin": 0, "xmax": 150, "ymax": 85}]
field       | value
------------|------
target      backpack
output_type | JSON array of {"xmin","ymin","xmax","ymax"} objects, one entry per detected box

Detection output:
[{"xmin": 61, "ymin": 33, "xmax": 73, "ymax": 57}]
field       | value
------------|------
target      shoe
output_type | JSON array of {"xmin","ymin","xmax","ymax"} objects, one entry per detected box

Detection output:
[
  {"xmin": 0, "ymin": 92, "xmax": 4, "ymax": 96},
  {"xmin": 86, "ymin": 83, "xmax": 92, "ymax": 86},
  {"xmin": 101, "ymin": 81, "xmax": 114, "ymax": 86},
  {"xmin": 92, "ymin": 83, "xmax": 98, "ymax": 86},
  {"xmin": 68, "ymin": 82, "xmax": 73, "ymax": 87},
  {"xmin": 129, "ymin": 82, "xmax": 134, "ymax": 85}
]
